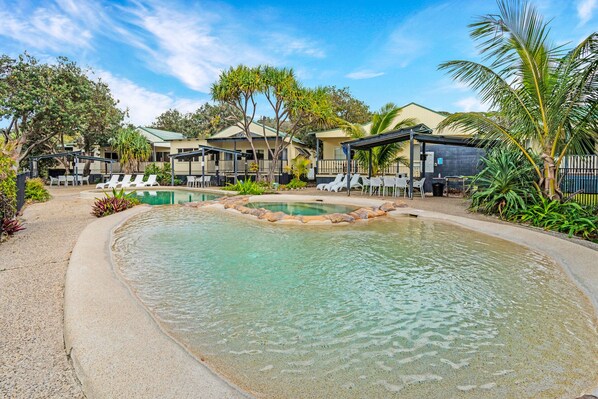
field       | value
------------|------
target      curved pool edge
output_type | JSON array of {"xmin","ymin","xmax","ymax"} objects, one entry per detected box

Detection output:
[
  {"xmin": 64, "ymin": 205, "xmax": 248, "ymax": 399},
  {"xmin": 65, "ymin": 197, "xmax": 598, "ymax": 397}
]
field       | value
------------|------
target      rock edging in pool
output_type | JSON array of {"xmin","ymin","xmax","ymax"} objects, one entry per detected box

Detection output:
[{"xmin": 183, "ymin": 195, "xmax": 406, "ymax": 223}]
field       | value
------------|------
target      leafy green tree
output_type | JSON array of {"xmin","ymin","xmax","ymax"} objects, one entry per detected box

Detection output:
[
  {"xmin": 323, "ymin": 86, "xmax": 371, "ymax": 124},
  {"xmin": 211, "ymin": 65, "xmax": 262, "ymax": 170},
  {"xmin": 0, "ymin": 53, "xmax": 124, "ymax": 170},
  {"xmin": 438, "ymin": 0, "xmax": 598, "ymax": 200},
  {"xmin": 151, "ymin": 103, "xmax": 237, "ymax": 138},
  {"xmin": 342, "ymin": 103, "xmax": 417, "ymax": 175},
  {"xmin": 258, "ymin": 66, "xmax": 335, "ymax": 182},
  {"xmin": 109, "ymin": 127, "xmax": 151, "ymax": 173}
]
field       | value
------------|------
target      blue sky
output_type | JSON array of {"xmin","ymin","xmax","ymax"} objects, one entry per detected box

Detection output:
[{"xmin": 0, "ymin": 0, "xmax": 596, "ymax": 125}]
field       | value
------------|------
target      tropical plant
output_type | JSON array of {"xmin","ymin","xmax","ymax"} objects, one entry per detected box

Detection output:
[
  {"xmin": 24, "ymin": 178, "xmax": 50, "ymax": 202},
  {"xmin": 144, "ymin": 162, "xmax": 172, "ymax": 185},
  {"xmin": 470, "ymin": 148, "xmax": 538, "ymax": 218},
  {"xmin": 342, "ymin": 103, "xmax": 417, "ymax": 175},
  {"xmin": 223, "ymin": 179, "xmax": 265, "ymax": 195},
  {"xmin": 91, "ymin": 188, "xmax": 140, "ymax": 218},
  {"xmin": 1, "ymin": 217, "xmax": 24, "ymax": 236},
  {"xmin": 515, "ymin": 196, "xmax": 598, "ymax": 241},
  {"xmin": 212, "ymin": 65, "xmax": 335, "ymax": 182},
  {"xmin": 0, "ymin": 140, "xmax": 16, "ymax": 222},
  {"xmin": 289, "ymin": 155, "xmax": 310, "ymax": 181},
  {"xmin": 438, "ymin": 0, "xmax": 598, "ymax": 200},
  {"xmin": 109, "ymin": 127, "xmax": 151, "ymax": 173},
  {"xmin": 286, "ymin": 178, "xmax": 307, "ymax": 189},
  {"xmin": 151, "ymin": 103, "xmax": 237, "ymax": 138}
]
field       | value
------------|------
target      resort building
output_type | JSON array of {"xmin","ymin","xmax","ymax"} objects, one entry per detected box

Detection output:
[{"xmin": 314, "ymin": 102, "xmax": 485, "ymax": 188}]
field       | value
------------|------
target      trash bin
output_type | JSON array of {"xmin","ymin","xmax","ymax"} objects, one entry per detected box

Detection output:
[{"xmin": 432, "ymin": 182, "xmax": 444, "ymax": 197}]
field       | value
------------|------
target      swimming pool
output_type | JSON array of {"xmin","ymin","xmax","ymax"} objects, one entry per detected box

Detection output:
[
  {"xmin": 247, "ymin": 201, "xmax": 358, "ymax": 216},
  {"xmin": 130, "ymin": 190, "xmax": 220, "ymax": 206},
  {"xmin": 113, "ymin": 207, "xmax": 598, "ymax": 398}
]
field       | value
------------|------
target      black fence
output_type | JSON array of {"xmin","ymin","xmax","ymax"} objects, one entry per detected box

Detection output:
[
  {"xmin": 16, "ymin": 172, "xmax": 28, "ymax": 212},
  {"xmin": 560, "ymin": 155, "xmax": 598, "ymax": 207}
]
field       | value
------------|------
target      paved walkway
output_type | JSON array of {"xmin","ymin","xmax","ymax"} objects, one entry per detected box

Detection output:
[{"xmin": 0, "ymin": 187, "xmax": 93, "ymax": 398}]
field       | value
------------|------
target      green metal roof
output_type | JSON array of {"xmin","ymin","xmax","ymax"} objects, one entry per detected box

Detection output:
[{"xmin": 138, "ymin": 126, "xmax": 185, "ymax": 142}]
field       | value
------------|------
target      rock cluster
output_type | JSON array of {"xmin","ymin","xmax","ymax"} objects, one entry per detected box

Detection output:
[{"xmin": 210, "ymin": 196, "xmax": 401, "ymax": 224}]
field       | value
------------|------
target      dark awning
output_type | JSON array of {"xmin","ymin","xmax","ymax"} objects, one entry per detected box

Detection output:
[
  {"xmin": 341, "ymin": 123, "xmax": 492, "ymax": 149},
  {"xmin": 30, "ymin": 151, "xmax": 117, "ymax": 163},
  {"xmin": 168, "ymin": 145, "xmax": 247, "ymax": 159}
]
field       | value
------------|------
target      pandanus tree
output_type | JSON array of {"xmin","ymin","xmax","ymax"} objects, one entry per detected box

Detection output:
[
  {"xmin": 109, "ymin": 127, "xmax": 151, "ymax": 173},
  {"xmin": 212, "ymin": 65, "xmax": 335, "ymax": 182},
  {"xmin": 342, "ymin": 103, "xmax": 416, "ymax": 175},
  {"xmin": 438, "ymin": 0, "xmax": 598, "ymax": 200}
]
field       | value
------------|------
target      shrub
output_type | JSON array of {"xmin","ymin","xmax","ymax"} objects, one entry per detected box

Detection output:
[
  {"xmin": 223, "ymin": 179, "xmax": 265, "ymax": 195},
  {"xmin": 470, "ymin": 149, "xmax": 539, "ymax": 219},
  {"xmin": 286, "ymin": 178, "xmax": 307, "ymax": 189},
  {"xmin": 1, "ymin": 217, "xmax": 25, "ymax": 236},
  {"xmin": 514, "ymin": 197, "xmax": 598, "ymax": 241},
  {"xmin": 92, "ymin": 188, "xmax": 140, "ymax": 218},
  {"xmin": 144, "ymin": 162, "xmax": 173, "ymax": 185},
  {"xmin": 25, "ymin": 178, "xmax": 50, "ymax": 203},
  {"xmin": 0, "ymin": 141, "xmax": 17, "ymax": 222}
]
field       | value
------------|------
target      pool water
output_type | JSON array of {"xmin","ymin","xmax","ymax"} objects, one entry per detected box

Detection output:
[
  {"xmin": 247, "ymin": 201, "xmax": 358, "ymax": 216},
  {"xmin": 114, "ymin": 207, "xmax": 598, "ymax": 398},
  {"xmin": 130, "ymin": 190, "xmax": 220, "ymax": 205}
]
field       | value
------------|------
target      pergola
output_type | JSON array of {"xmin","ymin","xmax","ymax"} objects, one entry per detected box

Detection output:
[
  {"xmin": 168, "ymin": 145, "xmax": 248, "ymax": 187},
  {"xmin": 341, "ymin": 124, "xmax": 491, "ymax": 198},
  {"xmin": 29, "ymin": 151, "xmax": 117, "ymax": 184}
]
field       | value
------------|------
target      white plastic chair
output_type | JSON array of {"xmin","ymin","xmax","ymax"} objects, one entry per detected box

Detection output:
[
  {"xmin": 411, "ymin": 177, "xmax": 426, "ymax": 198},
  {"xmin": 382, "ymin": 176, "xmax": 396, "ymax": 196},
  {"xmin": 333, "ymin": 173, "xmax": 361, "ymax": 192},
  {"xmin": 126, "ymin": 175, "xmax": 145, "ymax": 188},
  {"xmin": 186, "ymin": 176, "xmax": 195, "ymax": 187},
  {"xmin": 326, "ymin": 174, "xmax": 347, "ymax": 191},
  {"xmin": 58, "ymin": 175, "xmax": 67, "ymax": 187},
  {"xmin": 203, "ymin": 176, "xmax": 211, "ymax": 187},
  {"xmin": 96, "ymin": 175, "xmax": 119, "ymax": 189},
  {"xmin": 79, "ymin": 175, "xmax": 89, "ymax": 185},
  {"xmin": 139, "ymin": 174, "xmax": 159, "ymax": 187},
  {"xmin": 317, "ymin": 174, "xmax": 342, "ymax": 190},
  {"xmin": 115, "ymin": 174, "xmax": 132, "ymax": 188},
  {"xmin": 361, "ymin": 176, "xmax": 370, "ymax": 195},
  {"xmin": 394, "ymin": 177, "xmax": 408, "ymax": 197},
  {"xmin": 369, "ymin": 177, "xmax": 382, "ymax": 196},
  {"xmin": 49, "ymin": 176, "xmax": 59, "ymax": 186}
]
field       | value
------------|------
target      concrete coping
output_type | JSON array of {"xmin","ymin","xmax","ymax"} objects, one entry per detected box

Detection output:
[{"xmin": 65, "ymin": 196, "xmax": 598, "ymax": 397}]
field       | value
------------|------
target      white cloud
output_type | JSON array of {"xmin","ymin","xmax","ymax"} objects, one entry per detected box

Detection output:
[
  {"xmin": 265, "ymin": 33, "xmax": 325, "ymax": 58},
  {"xmin": 0, "ymin": 7, "xmax": 92, "ymax": 50},
  {"xmin": 345, "ymin": 70, "xmax": 385, "ymax": 80},
  {"xmin": 577, "ymin": 0, "xmax": 597, "ymax": 25},
  {"xmin": 96, "ymin": 70, "xmax": 206, "ymax": 126},
  {"xmin": 454, "ymin": 97, "xmax": 488, "ymax": 112}
]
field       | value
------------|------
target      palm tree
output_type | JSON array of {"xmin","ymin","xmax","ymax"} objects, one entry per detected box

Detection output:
[
  {"xmin": 342, "ymin": 103, "xmax": 417, "ymax": 175},
  {"xmin": 109, "ymin": 127, "xmax": 151, "ymax": 173},
  {"xmin": 438, "ymin": 0, "xmax": 598, "ymax": 200}
]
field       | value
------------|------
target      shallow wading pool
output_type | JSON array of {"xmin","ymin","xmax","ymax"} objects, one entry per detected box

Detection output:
[
  {"xmin": 247, "ymin": 201, "xmax": 359, "ymax": 216},
  {"xmin": 130, "ymin": 190, "xmax": 220, "ymax": 206},
  {"xmin": 113, "ymin": 207, "xmax": 598, "ymax": 398}
]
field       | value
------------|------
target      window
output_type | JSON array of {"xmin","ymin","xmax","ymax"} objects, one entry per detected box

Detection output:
[
  {"xmin": 177, "ymin": 148, "xmax": 199, "ymax": 162},
  {"xmin": 104, "ymin": 152, "xmax": 119, "ymax": 160},
  {"xmin": 245, "ymin": 150, "xmax": 264, "ymax": 160},
  {"xmin": 333, "ymin": 146, "xmax": 344, "ymax": 160}
]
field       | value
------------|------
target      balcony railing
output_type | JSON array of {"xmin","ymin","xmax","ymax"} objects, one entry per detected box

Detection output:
[{"xmin": 316, "ymin": 159, "xmax": 420, "ymax": 177}]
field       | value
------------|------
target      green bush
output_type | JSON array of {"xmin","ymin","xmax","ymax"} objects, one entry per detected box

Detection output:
[
  {"xmin": 223, "ymin": 179, "xmax": 265, "ymax": 195},
  {"xmin": 286, "ymin": 178, "xmax": 307, "ymax": 189},
  {"xmin": 470, "ymin": 149, "xmax": 539, "ymax": 219},
  {"xmin": 514, "ymin": 197, "xmax": 598, "ymax": 241},
  {"xmin": 25, "ymin": 178, "xmax": 50, "ymax": 203},
  {"xmin": 144, "ymin": 162, "xmax": 173, "ymax": 185},
  {"xmin": 91, "ymin": 188, "xmax": 140, "ymax": 218},
  {"xmin": 0, "ymin": 145, "xmax": 17, "ymax": 222}
]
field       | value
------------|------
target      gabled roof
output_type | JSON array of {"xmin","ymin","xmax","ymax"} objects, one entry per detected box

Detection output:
[
  {"xmin": 210, "ymin": 122, "xmax": 305, "ymax": 145},
  {"xmin": 137, "ymin": 126, "xmax": 185, "ymax": 142}
]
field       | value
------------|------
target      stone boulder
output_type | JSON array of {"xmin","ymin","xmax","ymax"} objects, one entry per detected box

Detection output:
[
  {"xmin": 266, "ymin": 212, "xmax": 287, "ymax": 222},
  {"xmin": 379, "ymin": 202, "xmax": 396, "ymax": 212},
  {"xmin": 300, "ymin": 215, "xmax": 329, "ymax": 223},
  {"xmin": 326, "ymin": 213, "xmax": 355, "ymax": 224}
]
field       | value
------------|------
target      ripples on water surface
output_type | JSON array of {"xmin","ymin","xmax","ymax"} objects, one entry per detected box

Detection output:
[{"xmin": 113, "ymin": 207, "xmax": 598, "ymax": 398}]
